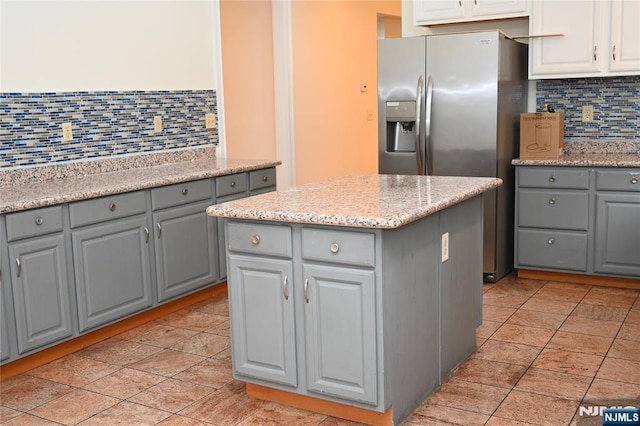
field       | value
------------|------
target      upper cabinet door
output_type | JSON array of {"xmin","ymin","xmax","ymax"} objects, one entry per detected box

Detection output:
[
  {"xmin": 529, "ymin": 0, "xmax": 602, "ymax": 79},
  {"xmin": 414, "ymin": 0, "xmax": 528, "ymax": 25},
  {"xmin": 414, "ymin": 0, "xmax": 466, "ymax": 25},
  {"xmin": 608, "ymin": 0, "xmax": 640, "ymax": 73},
  {"xmin": 471, "ymin": 0, "xmax": 528, "ymax": 17}
]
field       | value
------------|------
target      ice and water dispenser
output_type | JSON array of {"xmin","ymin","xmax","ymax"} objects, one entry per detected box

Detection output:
[{"xmin": 385, "ymin": 101, "xmax": 416, "ymax": 152}]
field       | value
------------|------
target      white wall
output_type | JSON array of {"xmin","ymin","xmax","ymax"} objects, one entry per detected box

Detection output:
[{"xmin": 0, "ymin": 0, "xmax": 218, "ymax": 92}]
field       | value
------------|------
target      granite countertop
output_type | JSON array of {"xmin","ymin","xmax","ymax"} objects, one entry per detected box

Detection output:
[
  {"xmin": 206, "ymin": 174, "xmax": 501, "ymax": 229},
  {"xmin": 0, "ymin": 146, "xmax": 280, "ymax": 214},
  {"xmin": 512, "ymin": 140, "xmax": 640, "ymax": 167}
]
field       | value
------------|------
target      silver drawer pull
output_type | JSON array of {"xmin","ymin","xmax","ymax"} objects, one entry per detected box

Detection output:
[
  {"xmin": 35, "ymin": 216, "xmax": 44, "ymax": 226},
  {"xmin": 304, "ymin": 279, "xmax": 310, "ymax": 303},
  {"xmin": 548, "ymin": 198, "xmax": 556, "ymax": 205},
  {"xmin": 157, "ymin": 223, "xmax": 162, "ymax": 239},
  {"xmin": 262, "ymin": 175, "xmax": 268, "ymax": 182},
  {"xmin": 182, "ymin": 188, "xmax": 189, "ymax": 196},
  {"xmin": 16, "ymin": 258, "xmax": 22, "ymax": 278},
  {"xmin": 109, "ymin": 203, "xmax": 117, "ymax": 212},
  {"xmin": 631, "ymin": 177, "xmax": 638, "ymax": 185},
  {"xmin": 548, "ymin": 176, "xmax": 556, "ymax": 183},
  {"xmin": 144, "ymin": 227, "xmax": 150, "ymax": 244},
  {"xmin": 283, "ymin": 276, "xmax": 289, "ymax": 300},
  {"xmin": 548, "ymin": 238, "xmax": 555, "ymax": 245},
  {"xmin": 230, "ymin": 181, "xmax": 236, "ymax": 188},
  {"xmin": 251, "ymin": 234, "xmax": 260, "ymax": 245},
  {"xmin": 330, "ymin": 243, "xmax": 340, "ymax": 253}
]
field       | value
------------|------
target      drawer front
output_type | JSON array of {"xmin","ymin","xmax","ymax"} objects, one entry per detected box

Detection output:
[
  {"xmin": 227, "ymin": 221, "xmax": 292, "ymax": 258},
  {"xmin": 216, "ymin": 173, "xmax": 248, "ymax": 198},
  {"xmin": 518, "ymin": 190, "xmax": 589, "ymax": 230},
  {"xmin": 302, "ymin": 228, "xmax": 375, "ymax": 267},
  {"xmin": 517, "ymin": 229, "xmax": 588, "ymax": 272},
  {"xmin": 596, "ymin": 169, "xmax": 640, "ymax": 192},
  {"xmin": 6, "ymin": 205, "xmax": 64, "ymax": 242},
  {"xmin": 151, "ymin": 179, "xmax": 213, "ymax": 211},
  {"xmin": 518, "ymin": 167, "xmax": 589, "ymax": 189},
  {"xmin": 70, "ymin": 191, "xmax": 147, "ymax": 228},
  {"xmin": 249, "ymin": 168, "xmax": 276, "ymax": 192}
]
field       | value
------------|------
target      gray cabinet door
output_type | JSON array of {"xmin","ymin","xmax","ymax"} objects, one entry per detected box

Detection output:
[
  {"xmin": 153, "ymin": 201, "xmax": 218, "ymax": 302},
  {"xmin": 227, "ymin": 254, "xmax": 297, "ymax": 387},
  {"xmin": 8, "ymin": 235, "xmax": 73, "ymax": 354},
  {"xmin": 303, "ymin": 264, "xmax": 377, "ymax": 406},
  {"xmin": 216, "ymin": 192, "xmax": 250, "ymax": 280},
  {"xmin": 594, "ymin": 193, "xmax": 640, "ymax": 277},
  {"xmin": 72, "ymin": 216, "xmax": 153, "ymax": 332}
]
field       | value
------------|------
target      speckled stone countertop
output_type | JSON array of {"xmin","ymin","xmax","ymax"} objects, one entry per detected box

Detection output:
[
  {"xmin": 513, "ymin": 140, "xmax": 640, "ymax": 167},
  {"xmin": 0, "ymin": 146, "xmax": 280, "ymax": 214},
  {"xmin": 206, "ymin": 174, "xmax": 501, "ymax": 229}
]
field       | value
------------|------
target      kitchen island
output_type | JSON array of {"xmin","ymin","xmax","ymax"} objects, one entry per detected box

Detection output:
[{"xmin": 206, "ymin": 174, "xmax": 501, "ymax": 426}]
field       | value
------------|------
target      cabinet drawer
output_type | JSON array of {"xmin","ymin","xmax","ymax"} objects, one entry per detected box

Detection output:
[
  {"xmin": 6, "ymin": 205, "xmax": 64, "ymax": 242},
  {"xmin": 518, "ymin": 167, "xmax": 589, "ymax": 189},
  {"xmin": 595, "ymin": 170, "xmax": 640, "ymax": 192},
  {"xmin": 517, "ymin": 229, "xmax": 588, "ymax": 272},
  {"xmin": 250, "ymin": 168, "xmax": 276, "ymax": 192},
  {"xmin": 216, "ymin": 173, "xmax": 248, "ymax": 198},
  {"xmin": 227, "ymin": 221, "xmax": 292, "ymax": 258},
  {"xmin": 70, "ymin": 191, "xmax": 147, "ymax": 228},
  {"xmin": 518, "ymin": 190, "xmax": 589, "ymax": 231},
  {"xmin": 302, "ymin": 228, "xmax": 375, "ymax": 267},
  {"xmin": 151, "ymin": 179, "xmax": 213, "ymax": 211}
]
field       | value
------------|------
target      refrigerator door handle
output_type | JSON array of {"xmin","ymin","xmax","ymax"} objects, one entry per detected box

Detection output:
[
  {"xmin": 414, "ymin": 75, "xmax": 425, "ymax": 175},
  {"xmin": 425, "ymin": 75, "xmax": 434, "ymax": 176}
]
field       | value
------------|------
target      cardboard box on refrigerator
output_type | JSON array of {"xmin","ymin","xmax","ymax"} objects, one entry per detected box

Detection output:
[{"xmin": 519, "ymin": 112, "xmax": 564, "ymax": 159}]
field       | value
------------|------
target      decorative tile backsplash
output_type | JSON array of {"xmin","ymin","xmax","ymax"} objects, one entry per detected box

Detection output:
[
  {"xmin": 0, "ymin": 90, "xmax": 218, "ymax": 168},
  {"xmin": 536, "ymin": 75, "xmax": 640, "ymax": 140}
]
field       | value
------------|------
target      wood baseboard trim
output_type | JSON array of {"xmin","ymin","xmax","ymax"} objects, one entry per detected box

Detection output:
[
  {"xmin": 518, "ymin": 269, "xmax": 640, "ymax": 290},
  {"xmin": 246, "ymin": 383, "xmax": 393, "ymax": 426},
  {"xmin": 0, "ymin": 282, "xmax": 227, "ymax": 381}
]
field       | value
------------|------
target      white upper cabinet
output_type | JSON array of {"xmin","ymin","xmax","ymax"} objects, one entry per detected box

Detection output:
[
  {"xmin": 414, "ymin": 0, "xmax": 528, "ymax": 25},
  {"xmin": 529, "ymin": 0, "xmax": 640, "ymax": 79}
]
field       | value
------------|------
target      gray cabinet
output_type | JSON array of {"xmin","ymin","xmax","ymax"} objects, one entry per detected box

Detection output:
[
  {"xmin": 227, "ymin": 221, "xmax": 296, "ymax": 386},
  {"xmin": 594, "ymin": 170, "xmax": 640, "ymax": 277},
  {"xmin": 0, "ymin": 282, "xmax": 9, "ymax": 361},
  {"xmin": 71, "ymin": 193, "xmax": 153, "ymax": 332},
  {"xmin": 5, "ymin": 207, "xmax": 73, "ymax": 354},
  {"xmin": 151, "ymin": 180, "xmax": 217, "ymax": 302},
  {"xmin": 515, "ymin": 166, "xmax": 640, "ymax": 279}
]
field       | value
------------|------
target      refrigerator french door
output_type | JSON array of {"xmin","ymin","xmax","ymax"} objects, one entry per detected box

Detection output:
[{"xmin": 378, "ymin": 31, "xmax": 527, "ymax": 282}]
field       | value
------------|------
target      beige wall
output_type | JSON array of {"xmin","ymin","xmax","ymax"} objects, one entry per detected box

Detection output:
[
  {"xmin": 220, "ymin": 0, "xmax": 277, "ymax": 160},
  {"xmin": 220, "ymin": 0, "xmax": 401, "ymax": 183},
  {"xmin": 291, "ymin": 0, "xmax": 400, "ymax": 184}
]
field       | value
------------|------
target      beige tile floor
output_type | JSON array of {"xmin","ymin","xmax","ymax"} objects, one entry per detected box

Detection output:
[{"xmin": 1, "ymin": 273, "xmax": 639, "ymax": 425}]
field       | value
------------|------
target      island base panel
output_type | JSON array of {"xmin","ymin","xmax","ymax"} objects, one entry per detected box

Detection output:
[{"xmin": 246, "ymin": 383, "xmax": 394, "ymax": 426}]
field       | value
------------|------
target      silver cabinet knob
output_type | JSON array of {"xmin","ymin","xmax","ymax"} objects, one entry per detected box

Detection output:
[
  {"xmin": 548, "ymin": 198, "xmax": 556, "ymax": 205},
  {"xmin": 251, "ymin": 234, "xmax": 260, "ymax": 245},
  {"xmin": 262, "ymin": 175, "xmax": 268, "ymax": 182},
  {"xmin": 631, "ymin": 177, "xmax": 638, "ymax": 185},
  {"xmin": 548, "ymin": 238, "xmax": 555, "ymax": 245},
  {"xmin": 35, "ymin": 216, "xmax": 44, "ymax": 226},
  {"xmin": 182, "ymin": 188, "xmax": 189, "ymax": 195},
  {"xmin": 548, "ymin": 176, "xmax": 556, "ymax": 183},
  {"xmin": 330, "ymin": 243, "xmax": 339, "ymax": 253},
  {"xmin": 109, "ymin": 203, "xmax": 117, "ymax": 211},
  {"xmin": 230, "ymin": 181, "xmax": 236, "ymax": 188}
]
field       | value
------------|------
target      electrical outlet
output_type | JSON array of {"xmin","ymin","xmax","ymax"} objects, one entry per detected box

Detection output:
[
  {"xmin": 441, "ymin": 232, "xmax": 449, "ymax": 263},
  {"xmin": 153, "ymin": 116, "xmax": 163, "ymax": 133},
  {"xmin": 582, "ymin": 105, "xmax": 594, "ymax": 122},
  {"xmin": 205, "ymin": 113, "xmax": 216, "ymax": 129},
  {"xmin": 62, "ymin": 122, "xmax": 73, "ymax": 142}
]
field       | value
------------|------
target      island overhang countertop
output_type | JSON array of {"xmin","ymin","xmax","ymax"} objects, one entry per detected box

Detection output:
[{"xmin": 206, "ymin": 174, "xmax": 502, "ymax": 229}]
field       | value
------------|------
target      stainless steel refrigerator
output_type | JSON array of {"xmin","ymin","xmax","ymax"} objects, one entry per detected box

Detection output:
[{"xmin": 378, "ymin": 31, "xmax": 527, "ymax": 282}]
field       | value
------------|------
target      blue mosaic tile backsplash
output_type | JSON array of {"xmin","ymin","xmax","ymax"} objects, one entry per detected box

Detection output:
[
  {"xmin": 536, "ymin": 75, "xmax": 640, "ymax": 140},
  {"xmin": 0, "ymin": 90, "xmax": 218, "ymax": 168}
]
